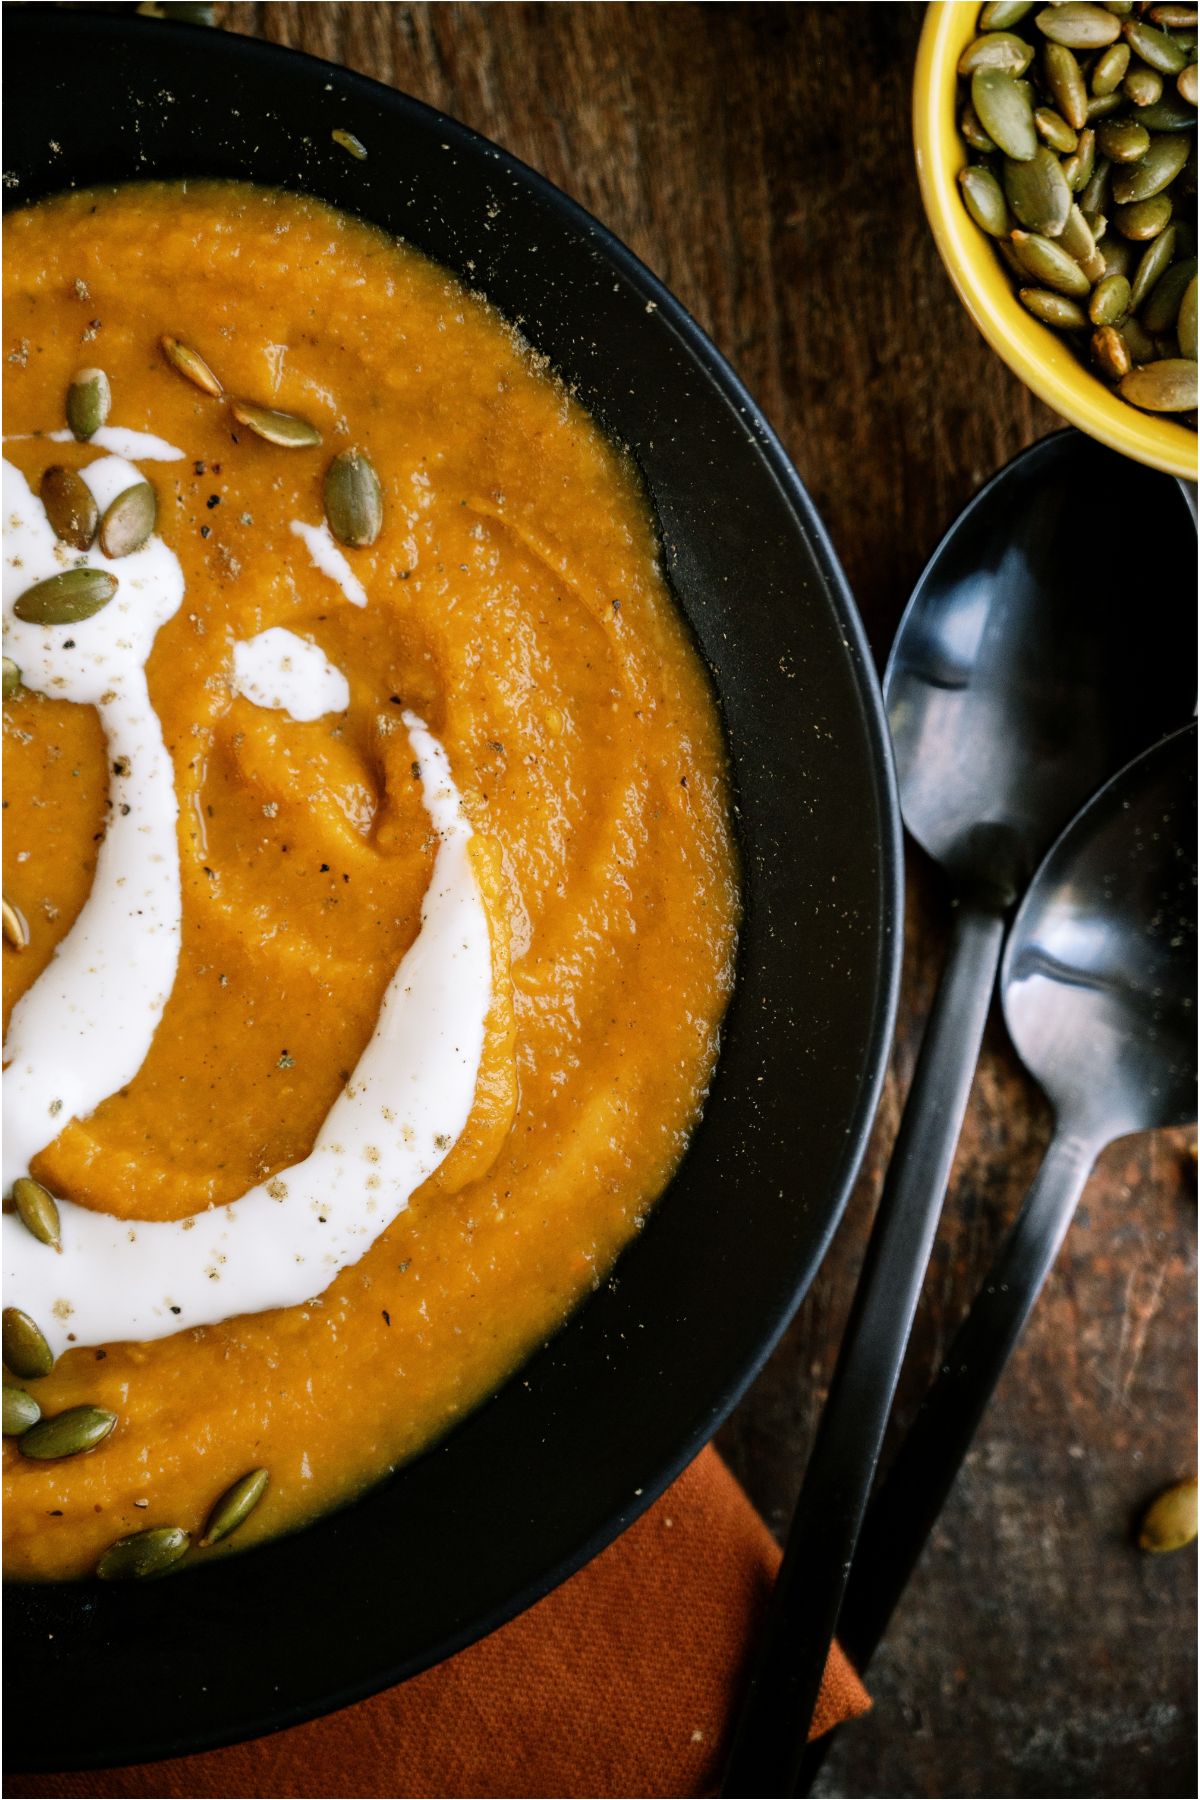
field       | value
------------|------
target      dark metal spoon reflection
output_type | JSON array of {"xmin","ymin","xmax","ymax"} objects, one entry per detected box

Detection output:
[
  {"xmin": 721, "ymin": 430, "xmax": 1196, "ymax": 1799},
  {"xmin": 833, "ymin": 719, "xmax": 1197, "ymax": 1680}
]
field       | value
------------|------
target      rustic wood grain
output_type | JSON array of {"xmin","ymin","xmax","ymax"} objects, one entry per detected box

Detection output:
[{"xmin": 185, "ymin": 3, "xmax": 1199, "ymax": 1793}]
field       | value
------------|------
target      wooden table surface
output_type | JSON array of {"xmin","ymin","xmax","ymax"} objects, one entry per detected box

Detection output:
[{"xmin": 204, "ymin": 3, "xmax": 1194, "ymax": 1793}]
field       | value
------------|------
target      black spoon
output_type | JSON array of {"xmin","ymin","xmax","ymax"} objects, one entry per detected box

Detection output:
[
  {"xmin": 832, "ymin": 720, "xmax": 1197, "ymax": 1685},
  {"xmin": 720, "ymin": 431, "xmax": 1196, "ymax": 1798}
]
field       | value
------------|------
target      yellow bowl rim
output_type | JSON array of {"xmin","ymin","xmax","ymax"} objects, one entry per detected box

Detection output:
[{"xmin": 914, "ymin": 0, "xmax": 1198, "ymax": 483}]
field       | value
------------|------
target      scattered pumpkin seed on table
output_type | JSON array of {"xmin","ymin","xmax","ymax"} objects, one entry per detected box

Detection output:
[
  {"xmin": 2, "ymin": 657, "xmax": 21, "ymax": 699},
  {"xmin": 953, "ymin": 0, "xmax": 1199, "ymax": 422},
  {"xmin": 1137, "ymin": 1475, "xmax": 1198, "ymax": 1551},
  {"xmin": 137, "ymin": 1, "xmax": 218, "ymax": 21}
]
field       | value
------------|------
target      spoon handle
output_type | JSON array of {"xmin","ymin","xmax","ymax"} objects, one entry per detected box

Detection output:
[
  {"xmin": 720, "ymin": 899, "xmax": 1005, "ymax": 1799},
  {"xmin": 830, "ymin": 1125, "xmax": 1098, "ymax": 1682}
]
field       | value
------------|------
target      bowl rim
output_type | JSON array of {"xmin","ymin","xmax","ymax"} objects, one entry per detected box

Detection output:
[
  {"xmin": 914, "ymin": 0, "xmax": 1198, "ymax": 483},
  {"xmin": 3, "ymin": 8, "xmax": 904, "ymax": 1770}
]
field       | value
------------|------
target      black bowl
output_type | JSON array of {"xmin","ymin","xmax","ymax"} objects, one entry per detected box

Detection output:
[{"xmin": 2, "ymin": 7, "xmax": 902, "ymax": 1771}]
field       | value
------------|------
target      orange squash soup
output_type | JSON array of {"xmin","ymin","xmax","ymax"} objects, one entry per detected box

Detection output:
[{"xmin": 2, "ymin": 181, "xmax": 737, "ymax": 1580}]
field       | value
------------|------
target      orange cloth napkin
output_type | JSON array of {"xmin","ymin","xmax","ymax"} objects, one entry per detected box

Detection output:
[{"xmin": 7, "ymin": 1446, "xmax": 868, "ymax": 1799}]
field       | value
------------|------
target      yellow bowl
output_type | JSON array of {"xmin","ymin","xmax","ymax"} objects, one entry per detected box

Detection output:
[{"xmin": 914, "ymin": 0, "xmax": 1198, "ymax": 481}]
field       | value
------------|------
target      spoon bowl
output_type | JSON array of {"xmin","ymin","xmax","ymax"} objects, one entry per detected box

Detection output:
[
  {"xmin": 1005, "ymin": 725, "xmax": 1197, "ymax": 1144},
  {"xmin": 887, "ymin": 431, "xmax": 1196, "ymax": 904}
]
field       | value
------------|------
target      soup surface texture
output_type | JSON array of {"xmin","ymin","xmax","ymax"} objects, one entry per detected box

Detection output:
[{"xmin": 2, "ymin": 182, "xmax": 737, "ymax": 1580}]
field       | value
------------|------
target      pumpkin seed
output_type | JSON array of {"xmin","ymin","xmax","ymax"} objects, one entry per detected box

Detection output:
[
  {"xmin": 1010, "ymin": 228, "xmax": 1093, "ymax": 293},
  {"xmin": 1035, "ymin": 104, "xmax": 1080, "ymax": 150},
  {"xmin": 66, "ymin": 368, "xmax": 111, "ymax": 443},
  {"xmin": 200, "ymin": 1467, "xmax": 270, "ymax": 1546},
  {"xmin": 1141, "ymin": 254, "xmax": 1198, "ymax": 329},
  {"xmin": 1101, "ymin": 231, "xmax": 1135, "ymax": 275},
  {"xmin": 1151, "ymin": 5, "xmax": 1199, "ymax": 25},
  {"xmin": 973, "ymin": 67, "xmax": 1039, "ymax": 159},
  {"xmin": 2, "ymin": 1385, "xmax": 41, "ymax": 1438},
  {"xmin": 1089, "ymin": 270, "xmax": 1133, "ymax": 322},
  {"xmin": 1137, "ymin": 1476, "xmax": 1198, "ymax": 1551},
  {"xmin": 1087, "ymin": 89, "xmax": 1125, "ymax": 119},
  {"xmin": 998, "ymin": 238, "xmax": 1029, "ymax": 280},
  {"xmin": 959, "ymin": 165, "xmax": 1013, "ymax": 236},
  {"xmin": 1091, "ymin": 321, "xmax": 1134, "ymax": 376},
  {"xmin": 1019, "ymin": 286, "xmax": 1091, "ymax": 326},
  {"xmin": 2, "ymin": 657, "xmax": 20, "ymax": 700},
  {"xmin": 2, "ymin": 894, "xmax": 28, "ymax": 951},
  {"xmin": 1112, "ymin": 133, "xmax": 1192, "ymax": 201},
  {"xmin": 1123, "ymin": 20, "xmax": 1190, "ymax": 73},
  {"xmin": 13, "ymin": 567, "xmax": 118, "ymax": 626},
  {"xmin": 160, "ymin": 334, "xmax": 223, "ymax": 399},
  {"xmin": 230, "ymin": 400, "xmax": 322, "ymax": 449},
  {"xmin": 1004, "ymin": 144, "xmax": 1074, "ymax": 230},
  {"xmin": 1080, "ymin": 154, "xmax": 1114, "ymax": 213},
  {"xmin": 1135, "ymin": 95, "xmax": 1198, "ymax": 126},
  {"xmin": 99, "ymin": 482, "xmax": 156, "ymax": 559},
  {"xmin": 332, "ymin": 128, "xmax": 368, "ymax": 160},
  {"xmin": 12, "ymin": 1177, "xmax": 61, "ymax": 1251},
  {"xmin": 1038, "ymin": 3, "xmax": 1123, "ymax": 48},
  {"xmin": 1045, "ymin": 42, "xmax": 1091, "ymax": 129},
  {"xmin": 20, "ymin": 1404, "xmax": 117, "ymax": 1461},
  {"xmin": 1061, "ymin": 201, "xmax": 1100, "ymax": 261},
  {"xmin": 2, "ymin": 1308, "xmax": 54, "ymax": 1380},
  {"xmin": 1180, "ymin": 62, "xmax": 1199, "ymax": 105},
  {"xmin": 1130, "ymin": 221, "xmax": 1179, "ymax": 304},
  {"xmin": 1063, "ymin": 126, "xmax": 1098, "ymax": 188},
  {"xmin": 1124, "ymin": 65, "xmax": 1166, "ymax": 106},
  {"xmin": 981, "ymin": 0, "xmax": 1036, "ymax": 26},
  {"xmin": 1092, "ymin": 41, "xmax": 1132, "ymax": 93},
  {"xmin": 1114, "ymin": 190, "xmax": 1175, "ymax": 235},
  {"xmin": 1120, "ymin": 355, "xmax": 1199, "ymax": 406},
  {"xmin": 97, "ymin": 1525, "xmax": 191, "ymax": 1581},
  {"xmin": 1121, "ymin": 313, "xmax": 1158, "ymax": 359},
  {"xmin": 40, "ymin": 465, "xmax": 99, "ymax": 551},
  {"xmin": 959, "ymin": 32, "xmax": 1036, "ymax": 76},
  {"xmin": 137, "ymin": 1, "xmax": 217, "ymax": 20},
  {"xmin": 1098, "ymin": 116, "xmax": 1153, "ymax": 159},
  {"xmin": 961, "ymin": 102, "xmax": 999, "ymax": 153},
  {"xmin": 1179, "ymin": 271, "xmax": 1198, "ymax": 354},
  {"xmin": 323, "ymin": 447, "xmax": 384, "ymax": 547}
]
